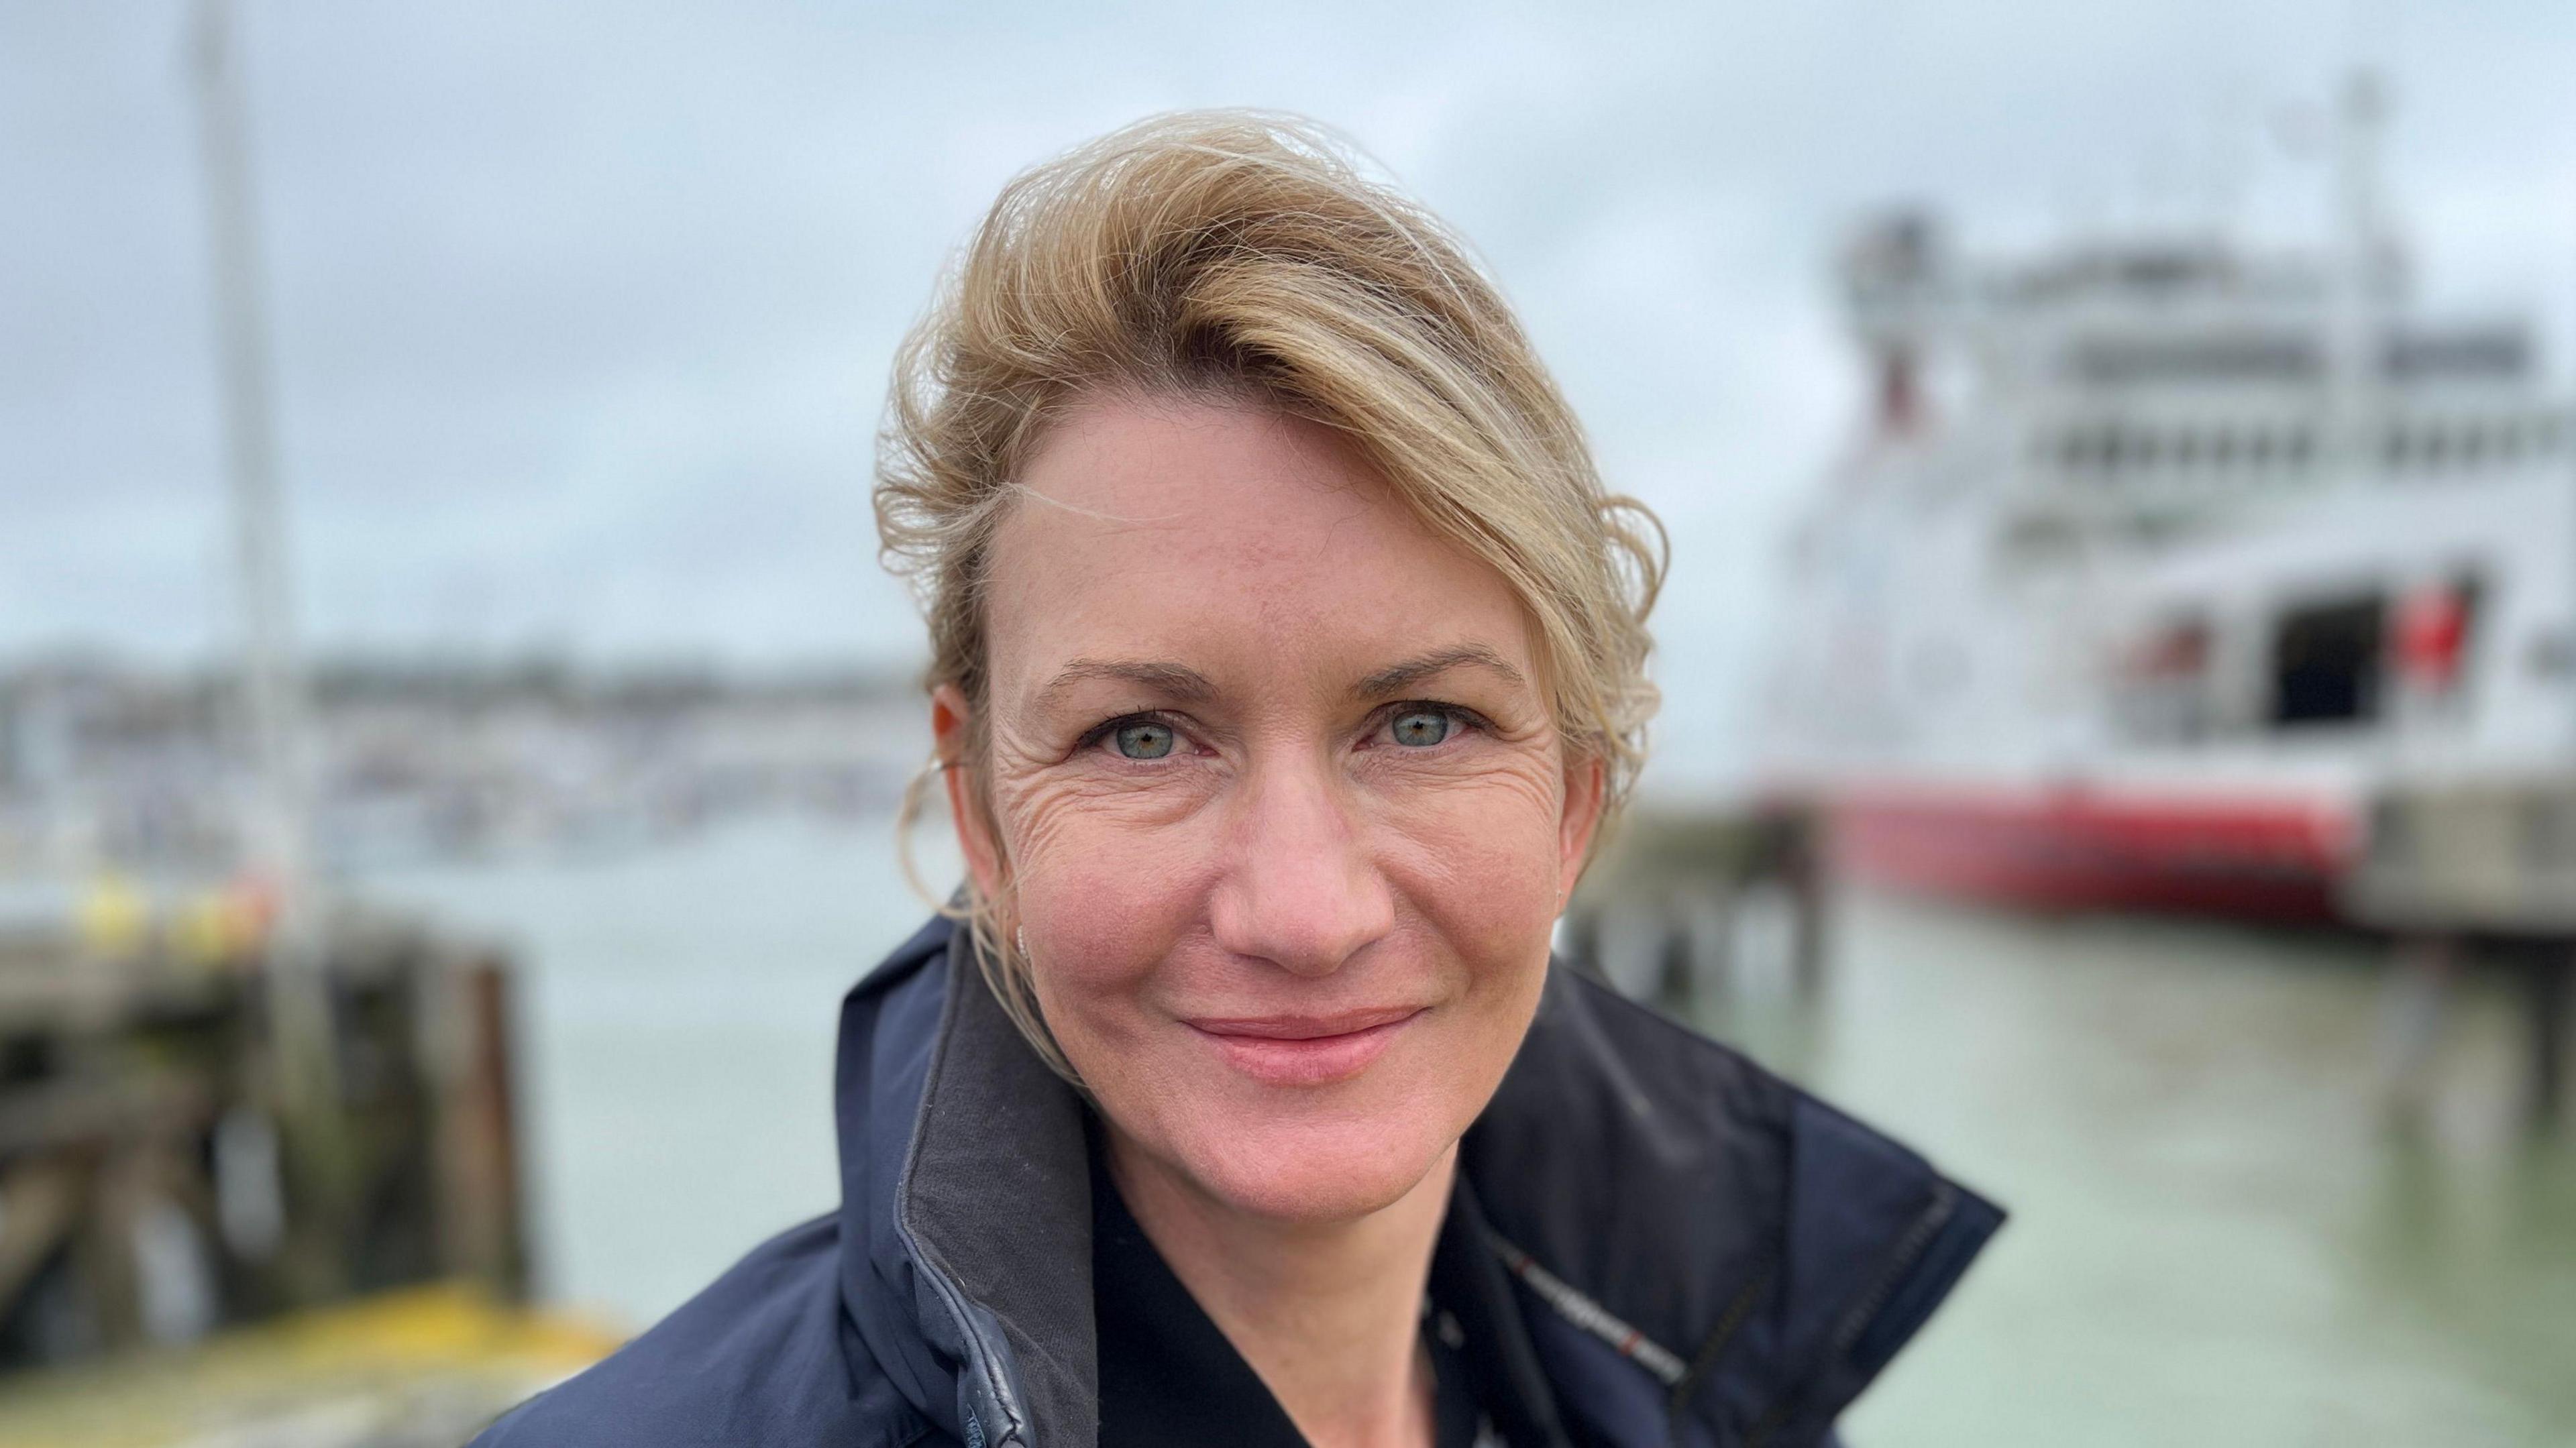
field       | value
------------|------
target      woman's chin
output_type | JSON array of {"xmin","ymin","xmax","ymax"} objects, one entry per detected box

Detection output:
[{"xmin": 1161, "ymin": 1111, "xmax": 1454, "ymax": 1223}]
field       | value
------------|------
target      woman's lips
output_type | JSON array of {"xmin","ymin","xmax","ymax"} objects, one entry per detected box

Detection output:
[{"xmin": 1185, "ymin": 1006, "xmax": 1428, "ymax": 1087}]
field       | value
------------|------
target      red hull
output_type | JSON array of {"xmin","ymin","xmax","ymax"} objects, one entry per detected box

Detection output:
[{"xmin": 1823, "ymin": 786, "xmax": 2358, "ymax": 923}]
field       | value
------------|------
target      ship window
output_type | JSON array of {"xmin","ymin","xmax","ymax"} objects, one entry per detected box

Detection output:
[
  {"xmin": 2269, "ymin": 595, "xmax": 2385, "ymax": 728},
  {"xmin": 2393, "ymin": 575, "xmax": 2482, "ymax": 696},
  {"xmin": 2115, "ymin": 616, "xmax": 2214, "ymax": 742},
  {"xmin": 2210, "ymin": 431, "xmax": 2237, "ymax": 468},
  {"xmin": 2286, "ymin": 428, "xmax": 2315, "ymax": 467},
  {"xmin": 1994, "ymin": 514, "xmax": 2080, "ymax": 576},
  {"xmin": 2247, "ymin": 430, "xmax": 2276, "ymax": 467},
  {"xmin": 2421, "ymin": 428, "xmax": 2450, "ymax": 470},
  {"xmin": 2383, "ymin": 328, "xmax": 2529, "ymax": 380}
]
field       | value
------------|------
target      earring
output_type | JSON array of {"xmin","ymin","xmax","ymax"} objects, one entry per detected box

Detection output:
[{"xmin": 1016, "ymin": 926, "xmax": 1028, "ymax": 960}]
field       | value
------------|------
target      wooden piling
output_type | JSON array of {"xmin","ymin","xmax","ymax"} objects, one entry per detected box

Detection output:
[
  {"xmin": 2346, "ymin": 778, "xmax": 2576, "ymax": 1135},
  {"xmin": 0, "ymin": 913, "xmax": 530, "ymax": 1371},
  {"xmin": 2527, "ymin": 951, "xmax": 2569, "ymax": 1127},
  {"xmin": 1566, "ymin": 803, "xmax": 1829, "ymax": 1006}
]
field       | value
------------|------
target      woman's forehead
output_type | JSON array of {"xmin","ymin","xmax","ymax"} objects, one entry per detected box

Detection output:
[
  {"xmin": 982, "ymin": 397, "xmax": 1541, "ymax": 706},
  {"xmin": 1008, "ymin": 394, "xmax": 1375, "ymax": 548}
]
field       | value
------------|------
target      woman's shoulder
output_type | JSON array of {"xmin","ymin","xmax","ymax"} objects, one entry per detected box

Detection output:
[{"xmin": 470, "ymin": 1213, "xmax": 933, "ymax": 1448}]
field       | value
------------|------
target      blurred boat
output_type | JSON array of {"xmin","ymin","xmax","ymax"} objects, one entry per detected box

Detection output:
[{"xmin": 1762, "ymin": 74, "xmax": 2576, "ymax": 922}]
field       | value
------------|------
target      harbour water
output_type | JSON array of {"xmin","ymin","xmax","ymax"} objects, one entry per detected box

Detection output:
[{"xmin": 360, "ymin": 815, "xmax": 2576, "ymax": 1447}]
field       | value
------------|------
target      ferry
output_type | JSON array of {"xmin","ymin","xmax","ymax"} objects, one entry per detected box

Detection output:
[{"xmin": 1758, "ymin": 75, "xmax": 2576, "ymax": 922}]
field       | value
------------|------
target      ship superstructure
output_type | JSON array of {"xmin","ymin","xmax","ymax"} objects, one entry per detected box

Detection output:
[{"xmin": 1763, "ymin": 76, "xmax": 2576, "ymax": 918}]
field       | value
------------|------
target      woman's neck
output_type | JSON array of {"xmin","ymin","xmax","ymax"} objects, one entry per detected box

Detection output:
[{"xmin": 1104, "ymin": 1130, "xmax": 1455, "ymax": 1448}]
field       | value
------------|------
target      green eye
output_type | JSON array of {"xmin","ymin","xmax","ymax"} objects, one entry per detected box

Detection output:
[
  {"xmin": 1113, "ymin": 720, "xmax": 1176, "ymax": 759},
  {"xmin": 1390, "ymin": 709, "xmax": 1452, "ymax": 747}
]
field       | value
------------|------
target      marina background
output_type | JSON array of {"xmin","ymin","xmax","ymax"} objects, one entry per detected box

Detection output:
[
  {"xmin": 354, "ymin": 815, "xmax": 2576, "ymax": 1443},
  {"xmin": 7, "ymin": 1, "xmax": 2576, "ymax": 1444}
]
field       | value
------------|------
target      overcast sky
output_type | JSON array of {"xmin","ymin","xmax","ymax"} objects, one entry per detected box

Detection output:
[{"xmin": 7, "ymin": 1, "xmax": 2573, "ymax": 787}]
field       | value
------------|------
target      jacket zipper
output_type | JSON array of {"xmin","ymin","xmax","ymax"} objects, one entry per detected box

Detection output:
[{"xmin": 1743, "ymin": 1182, "xmax": 1957, "ymax": 1448}]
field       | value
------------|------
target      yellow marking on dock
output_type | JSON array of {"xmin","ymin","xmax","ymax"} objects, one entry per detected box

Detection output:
[{"xmin": 0, "ymin": 1282, "xmax": 621, "ymax": 1447}]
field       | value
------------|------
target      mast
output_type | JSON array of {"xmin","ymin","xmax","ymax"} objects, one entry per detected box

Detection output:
[
  {"xmin": 2326, "ymin": 68, "xmax": 2393, "ymax": 484},
  {"xmin": 189, "ymin": 0, "xmax": 335, "ymax": 1105}
]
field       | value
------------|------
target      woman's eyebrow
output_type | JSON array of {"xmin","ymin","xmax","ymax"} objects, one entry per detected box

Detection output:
[
  {"xmin": 1350, "ymin": 645, "xmax": 1526, "ymax": 702},
  {"xmin": 1035, "ymin": 658, "xmax": 1218, "ymax": 709}
]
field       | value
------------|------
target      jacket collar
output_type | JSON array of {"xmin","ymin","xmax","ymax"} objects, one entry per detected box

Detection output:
[{"xmin": 834, "ymin": 917, "xmax": 2001, "ymax": 1448}]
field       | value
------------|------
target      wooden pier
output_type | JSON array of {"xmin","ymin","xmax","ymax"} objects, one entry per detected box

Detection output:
[
  {"xmin": 2344, "ymin": 775, "xmax": 2576, "ymax": 1129},
  {"xmin": 1561, "ymin": 803, "xmax": 1829, "ymax": 1005},
  {"xmin": 0, "ymin": 901, "xmax": 545, "ymax": 1406}
]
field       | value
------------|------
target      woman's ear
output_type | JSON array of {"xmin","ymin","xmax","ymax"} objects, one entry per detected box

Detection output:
[
  {"xmin": 1557, "ymin": 756, "xmax": 1607, "ymax": 906},
  {"xmin": 931, "ymin": 683, "xmax": 1007, "ymax": 899}
]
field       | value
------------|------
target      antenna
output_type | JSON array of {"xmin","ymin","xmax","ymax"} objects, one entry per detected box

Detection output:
[{"xmin": 2324, "ymin": 67, "xmax": 2394, "ymax": 484}]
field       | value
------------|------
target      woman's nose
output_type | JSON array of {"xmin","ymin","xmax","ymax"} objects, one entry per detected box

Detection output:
[{"xmin": 1207, "ymin": 758, "xmax": 1395, "ymax": 977}]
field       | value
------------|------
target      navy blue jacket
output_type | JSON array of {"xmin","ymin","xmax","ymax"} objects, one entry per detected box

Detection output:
[{"xmin": 475, "ymin": 916, "xmax": 2002, "ymax": 1447}]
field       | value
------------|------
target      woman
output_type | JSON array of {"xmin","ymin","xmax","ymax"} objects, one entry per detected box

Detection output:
[{"xmin": 478, "ymin": 113, "xmax": 1999, "ymax": 1448}]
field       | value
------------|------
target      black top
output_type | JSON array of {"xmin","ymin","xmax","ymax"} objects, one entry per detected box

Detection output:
[{"xmin": 1090, "ymin": 1123, "xmax": 1570, "ymax": 1448}]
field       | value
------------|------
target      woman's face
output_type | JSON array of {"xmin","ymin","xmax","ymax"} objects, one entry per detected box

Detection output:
[{"xmin": 941, "ymin": 394, "xmax": 1601, "ymax": 1223}]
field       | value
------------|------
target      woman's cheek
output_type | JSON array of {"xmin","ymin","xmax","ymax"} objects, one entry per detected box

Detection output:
[
  {"xmin": 1380, "ymin": 769, "xmax": 1568, "ymax": 953},
  {"xmin": 1011, "ymin": 786, "xmax": 1210, "ymax": 1013}
]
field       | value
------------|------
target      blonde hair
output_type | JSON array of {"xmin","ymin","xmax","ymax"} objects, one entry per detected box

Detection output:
[{"xmin": 876, "ymin": 111, "xmax": 1664, "ymax": 1078}]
